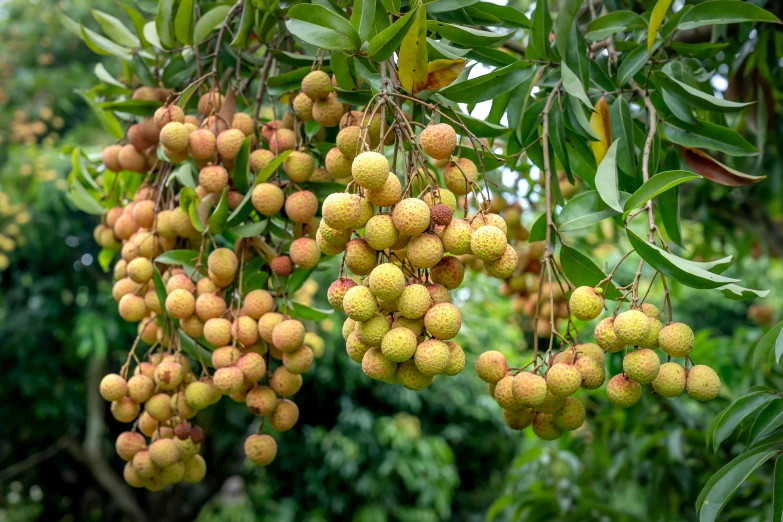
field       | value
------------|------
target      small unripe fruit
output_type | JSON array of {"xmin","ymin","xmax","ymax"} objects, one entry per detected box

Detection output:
[
  {"xmin": 397, "ymin": 359, "xmax": 433, "ymax": 391},
  {"xmin": 381, "ymin": 327, "xmax": 418, "ymax": 362},
  {"xmin": 419, "ymin": 123, "xmax": 457, "ymax": 160},
  {"xmin": 426, "ymin": 283, "xmax": 451, "ymax": 305},
  {"xmin": 652, "ymin": 362, "xmax": 686, "ymax": 398},
  {"xmin": 396, "ymin": 284, "xmax": 432, "ymax": 320},
  {"xmin": 182, "ymin": 455, "xmax": 207, "ymax": 483},
  {"xmin": 443, "ymin": 158, "xmax": 478, "ymax": 195},
  {"xmin": 369, "ymin": 263, "xmax": 405, "ymax": 301},
  {"xmin": 485, "ymin": 246, "xmax": 518, "ymax": 279},
  {"xmin": 100, "ymin": 373, "xmax": 128, "ymax": 401},
  {"xmin": 686, "ymin": 365, "xmax": 720, "ymax": 401},
  {"xmin": 145, "ymin": 393, "xmax": 172, "ymax": 421},
  {"xmin": 623, "ymin": 348, "xmax": 660, "ymax": 384},
  {"xmin": 284, "ymin": 190, "xmax": 318, "ymax": 224},
  {"xmin": 512, "ymin": 372, "xmax": 548, "ymax": 407},
  {"xmin": 569, "ymin": 286, "xmax": 604, "ymax": 321},
  {"xmin": 336, "ymin": 125, "xmax": 361, "ymax": 159},
  {"xmin": 640, "ymin": 303, "xmax": 661, "ymax": 319},
  {"xmin": 132, "ymin": 450, "xmax": 156, "ymax": 480},
  {"xmin": 470, "ymin": 225, "xmax": 507, "ymax": 262},
  {"xmin": 346, "ymin": 331, "xmax": 372, "ymax": 363},
  {"xmin": 475, "ymin": 350, "xmax": 507, "ymax": 383},
  {"xmin": 658, "ymin": 322, "xmax": 694, "ymax": 358},
  {"xmin": 269, "ymin": 399, "xmax": 299, "ymax": 431},
  {"xmin": 208, "ymin": 248, "xmax": 238, "ymax": 281},
  {"xmin": 185, "ymin": 381, "xmax": 216, "ymax": 410},
  {"xmin": 553, "ymin": 397, "xmax": 585, "ymax": 431},
  {"xmin": 392, "ymin": 198, "xmax": 431, "ymax": 236},
  {"xmin": 356, "ymin": 313, "xmax": 391, "ymax": 348},
  {"xmin": 245, "ymin": 434, "xmax": 277, "ymax": 466},
  {"xmin": 533, "ymin": 413, "xmax": 564, "ymax": 440},
  {"xmin": 607, "ymin": 374, "xmax": 641, "ymax": 408}
]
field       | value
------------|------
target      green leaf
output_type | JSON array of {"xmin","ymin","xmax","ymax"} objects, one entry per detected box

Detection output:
[
  {"xmin": 658, "ymin": 184, "xmax": 682, "ymax": 246},
  {"xmin": 558, "ymin": 191, "xmax": 623, "ymax": 231},
  {"xmin": 549, "ymin": 103, "xmax": 571, "ymax": 180},
  {"xmin": 439, "ymin": 105, "xmax": 508, "ymax": 138},
  {"xmin": 679, "ymin": 1, "xmax": 781, "ymax": 30},
  {"xmin": 553, "ymin": 0, "xmax": 580, "ymax": 59},
  {"xmin": 100, "ymin": 99, "xmax": 161, "ymax": 116},
  {"xmin": 156, "ymin": 249, "xmax": 200, "ymax": 269},
  {"xmin": 560, "ymin": 244, "xmax": 622, "ymax": 300},
  {"xmin": 350, "ymin": 0, "xmax": 376, "ymax": 42},
  {"xmin": 97, "ymin": 248, "xmax": 116, "ymax": 272},
  {"xmin": 244, "ymin": 272, "xmax": 270, "ymax": 293},
  {"xmin": 151, "ymin": 267, "xmax": 169, "ymax": 318},
  {"xmin": 586, "ymin": 11, "xmax": 646, "ymax": 40},
  {"xmin": 179, "ymin": 332, "xmax": 214, "ymax": 367},
  {"xmin": 174, "ymin": 0, "xmax": 195, "ymax": 45},
  {"xmin": 661, "ymin": 89, "xmax": 696, "ymax": 123},
  {"xmin": 648, "ymin": 0, "xmax": 673, "ymax": 54},
  {"xmin": 286, "ymin": 4, "xmax": 361, "ymax": 51},
  {"xmin": 68, "ymin": 179, "xmax": 105, "ymax": 215},
  {"xmin": 654, "ymin": 72, "xmax": 753, "ymax": 112},
  {"xmin": 560, "ymin": 63, "xmax": 592, "ymax": 109},
  {"xmin": 231, "ymin": 0, "xmax": 255, "ymax": 48},
  {"xmin": 439, "ymin": 61, "xmax": 532, "ymax": 103},
  {"xmin": 617, "ymin": 45, "xmax": 650, "ymax": 86},
  {"xmin": 398, "ymin": 6, "xmax": 428, "ymax": 94},
  {"xmin": 711, "ymin": 391, "xmax": 776, "ymax": 451},
  {"xmin": 623, "ymin": 170, "xmax": 699, "ymax": 218},
  {"xmin": 670, "ymin": 42, "xmax": 729, "ymax": 59},
  {"xmin": 753, "ymin": 320, "xmax": 783, "ymax": 368},
  {"xmin": 233, "ymin": 137, "xmax": 252, "ymax": 195},
  {"xmin": 227, "ymin": 150, "xmax": 292, "ymax": 227},
  {"xmin": 716, "ymin": 284, "xmax": 770, "ymax": 301},
  {"xmin": 207, "ymin": 190, "xmax": 229, "ymax": 234},
  {"xmin": 117, "ymin": 2, "xmax": 150, "ymax": 48},
  {"xmin": 171, "ymin": 163, "xmax": 196, "ymax": 188},
  {"xmin": 426, "ymin": 21, "xmax": 511, "ymax": 47},
  {"xmin": 528, "ymin": 212, "xmax": 548, "ymax": 242},
  {"xmin": 610, "ymin": 96, "xmax": 636, "ymax": 176},
  {"xmin": 92, "ymin": 10, "xmax": 140, "ymax": 48},
  {"xmin": 380, "ymin": 0, "xmax": 400, "ymax": 15},
  {"xmin": 74, "ymin": 90, "xmax": 123, "ymax": 139},
  {"xmin": 272, "ymin": 50, "xmax": 328, "ymax": 67},
  {"xmin": 231, "ymin": 220, "xmax": 267, "ymax": 238},
  {"xmin": 527, "ymin": 0, "xmax": 551, "ymax": 60},
  {"xmin": 661, "ymin": 119, "xmax": 760, "ymax": 157},
  {"xmin": 748, "ymin": 399, "xmax": 783, "ymax": 447},
  {"xmin": 94, "ymin": 63, "xmax": 128, "ymax": 89},
  {"xmin": 194, "ymin": 5, "xmax": 231, "ymax": 45},
  {"xmin": 465, "ymin": 3, "xmax": 529, "ymax": 28},
  {"xmin": 594, "ymin": 140, "xmax": 622, "ymax": 212},
  {"xmin": 626, "ymin": 229, "xmax": 739, "ymax": 289},
  {"xmin": 156, "ymin": 0, "xmax": 176, "ymax": 48},
  {"xmin": 368, "ymin": 7, "xmax": 418, "ymax": 61},
  {"xmin": 176, "ymin": 81, "xmax": 200, "ymax": 110},
  {"xmin": 697, "ymin": 442, "xmax": 781, "ymax": 522},
  {"xmin": 284, "ymin": 302, "xmax": 334, "ymax": 321},
  {"xmin": 286, "ymin": 267, "xmax": 316, "ymax": 293},
  {"xmin": 565, "ymin": 22, "xmax": 590, "ymax": 89},
  {"xmin": 143, "ymin": 21, "xmax": 163, "ymax": 50},
  {"xmin": 775, "ymin": 456, "xmax": 783, "ymax": 522}
]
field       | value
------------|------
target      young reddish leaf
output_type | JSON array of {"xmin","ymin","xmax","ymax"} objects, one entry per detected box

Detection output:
[
  {"xmin": 422, "ymin": 59, "xmax": 465, "ymax": 91},
  {"xmin": 681, "ymin": 147, "xmax": 766, "ymax": 187}
]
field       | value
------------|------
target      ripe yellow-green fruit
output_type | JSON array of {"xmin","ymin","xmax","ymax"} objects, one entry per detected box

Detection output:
[
  {"xmin": 392, "ymin": 315, "xmax": 422, "ymax": 335},
  {"xmin": 100, "ymin": 373, "xmax": 128, "ymax": 401},
  {"xmin": 318, "ymin": 221, "xmax": 352, "ymax": 246},
  {"xmin": 503, "ymin": 408, "xmax": 535, "ymax": 430},
  {"xmin": 471, "ymin": 213, "xmax": 507, "ymax": 234},
  {"xmin": 639, "ymin": 318, "xmax": 663, "ymax": 349},
  {"xmin": 208, "ymin": 248, "xmax": 239, "ymax": 281},
  {"xmin": 344, "ymin": 238, "xmax": 377, "ymax": 276},
  {"xmin": 493, "ymin": 376, "xmax": 523, "ymax": 410},
  {"xmin": 116, "ymin": 431, "xmax": 146, "ymax": 461},
  {"xmin": 283, "ymin": 345, "xmax": 314, "ymax": 374},
  {"xmin": 154, "ymin": 105, "xmax": 185, "ymax": 129},
  {"xmin": 301, "ymin": 70, "xmax": 331, "ymax": 100},
  {"xmin": 424, "ymin": 303, "xmax": 461, "ymax": 340},
  {"xmin": 233, "ymin": 315, "xmax": 260, "ymax": 346},
  {"xmin": 155, "ymin": 361, "xmax": 185, "ymax": 391},
  {"xmin": 312, "ymin": 96, "xmax": 344, "ymax": 127},
  {"xmin": 124, "ymin": 461, "xmax": 146, "ymax": 488},
  {"xmin": 185, "ymin": 381, "xmax": 216, "ymax": 410},
  {"xmin": 352, "ymin": 151, "xmax": 389, "ymax": 190},
  {"xmin": 441, "ymin": 219, "xmax": 473, "ymax": 255},
  {"xmin": 322, "ymin": 193, "xmax": 362, "ymax": 230},
  {"xmin": 470, "ymin": 225, "xmax": 507, "ymax": 262},
  {"xmin": 183, "ymin": 455, "xmax": 207, "ymax": 483},
  {"xmin": 289, "ymin": 237, "xmax": 321, "ymax": 269},
  {"xmin": 419, "ymin": 123, "xmax": 457, "ymax": 160},
  {"xmin": 269, "ymin": 128, "xmax": 295, "ymax": 152},
  {"xmin": 443, "ymin": 341, "xmax": 465, "ymax": 376},
  {"xmin": 118, "ymin": 294, "xmax": 148, "ymax": 323},
  {"xmin": 553, "ymin": 397, "xmax": 585, "ymax": 431},
  {"xmin": 149, "ymin": 438, "xmax": 179, "ymax": 468},
  {"xmin": 327, "ymin": 278, "xmax": 356, "ymax": 312},
  {"xmin": 240, "ymin": 290, "xmax": 273, "ymax": 320},
  {"xmin": 574, "ymin": 356, "xmax": 605, "ymax": 390},
  {"xmin": 368, "ymin": 263, "xmax": 405, "ymax": 301},
  {"xmin": 131, "ymin": 450, "xmax": 156, "ymax": 480},
  {"xmin": 236, "ymin": 352, "xmax": 266, "ymax": 383},
  {"xmin": 512, "ymin": 372, "xmax": 548, "ymax": 407},
  {"xmin": 293, "ymin": 92, "xmax": 314, "ymax": 121},
  {"xmin": 213, "ymin": 366, "xmax": 246, "ymax": 394},
  {"xmin": 686, "ymin": 365, "xmax": 720, "ymax": 401},
  {"xmin": 623, "ymin": 348, "xmax": 660, "ymax": 385},
  {"xmin": 356, "ymin": 313, "xmax": 390, "ymax": 347},
  {"xmin": 166, "ymin": 273, "xmax": 196, "ymax": 293},
  {"xmin": 199, "ymin": 165, "xmax": 229, "ymax": 194},
  {"xmin": 284, "ymin": 190, "xmax": 318, "ymax": 224},
  {"xmin": 640, "ymin": 303, "xmax": 661, "ymax": 319},
  {"xmin": 246, "ymin": 386, "xmax": 278, "ymax": 416},
  {"xmin": 251, "ymin": 183, "xmax": 285, "ymax": 216},
  {"xmin": 336, "ymin": 126, "xmax": 362, "ymax": 159},
  {"xmin": 127, "ymin": 374, "xmax": 155, "ymax": 403},
  {"xmin": 346, "ymin": 331, "xmax": 371, "ymax": 363},
  {"xmin": 245, "ymin": 434, "xmax": 277, "ymax": 466},
  {"xmin": 248, "ymin": 149, "xmax": 274, "ymax": 173},
  {"xmin": 426, "ymin": 283, "xmax": 451, "ymax": 305},
  {"xmin": 475, "ymin": 350, "xmax": 507, "ymax": 383},
  {"xmin": 546, "ymin": 363, "xmax": 582, "ymax": 397},
  {"xmin": 325, "ymin": 147, "xmax": 353, "ymax": 178},
  {"xmin": 283, "ymin": 151, "xmax": 315, "ymax": 183},
  {"xmin": 102, "ymin": 145, "xmax": 123, "ymax": 172},
  {"xmin": 444, "ymin": 158, "xmax": 478, "ymax": 195},
  {"xmin": 342, "ymin": 285, "xmax": 377, "ymax": 322},
  {"xmin": 111, "ymin": 397, "xmax": 140, "ymax": 422},
  {"xmin": 537, "ymin": 390, "xmax": 565, "ymax": 414},
  {"xmin": 362, "ymin": 347, "xmax": 397, "ymax": 380},
  {"xmin": 613, "ymin": 310, "xmax": 651, "ymax": 346},
  {"xmin": 381, "ymin": 327, "xmax": 418, "ymax": 362},
  {"xmin": 170, "ymin": 391, "xmax": 198, "ymax": 420},
  {"xmin": 257, "ymin": 312, "xmax": 285, "ymax": 344},
  {"xmin": 533, "ymin": 413, "xmax": 564, "ymax": 440},
  {"xmin": 397, "ymin": 284, "xmax": 432, "ymax": 319},
  {"xmin": 231, "ymin": 112, "xmax": 255, "ymax": 136},
  {"xmin": 658, "ymin": 322, "xmax": 694, "ymax": 358},
  {"xmin": 652, "ymin": 362, "xmax": 686, "ymax": 398},
  {"xmin": 365, "ymin": 215, "xmax": 399, "ymax": 251},
  {"xmin": 484, "ymin": 246, "xmax": 518, "ymax": 279},
  {"xmin": 145, "ymin": 393, "xmax": 172, "ymax": 421},
  {"xmin": 569, "ymin": 286, "xmax": 604, "ymax": 321},
  {"xmin": 269, "ymin": 399, "xmax": 300, "ymax": 431},
  {"xmin": 356, "ymin": 197, "xmax": 374, "ymax": 229},
  {"xmin": 197, "ymin": 91, "xmax": 224, "ymax": 115},
  {"xmin": 607, "ymin": 374, "xmax": 641, "ymax": 408},
  {"xmin": 118, "ymin": 144, "xmax": 147, "ymax": 173},
  {"xmin": 392, "ymin": 198, "xmax": 431, "ymax": 236},
  {"xmin": 272, "ymin": 319, "xmax": 306, "ymax": 353},
  {"xmin": 594, "ymin": 317, "xmax": 622, "ymax": 352},
  {"xmin": 132, "ymin": 200, "xmax": 155, "ymax": 229},
  {"xmin": 406, "ymin": 234, "xmax": 444, "ymax": 269},
  {"xmin": 204, "ymin": 318, "xmax": 232, "ymax": 346},
  {"xmin": 397, "ymin": 359, "xmax": 434, "ymax": 390},
  {"xmin": 367, "ymin": 173, "xmax": 402, "ymax": 207},
  {"xmin": 414, "ymin": 339, "xmax": 450, "ymax": 376},
  {"xmin": 195, "ymin": 293, "xmax": 226, "ymax": 322},
  {"xmin": 215, "ymin": 129, "xmax": 244, "ymax": 160},
  {"xmin": 165, "ymin": 288, "xmax": 195, "ymax": 319}
]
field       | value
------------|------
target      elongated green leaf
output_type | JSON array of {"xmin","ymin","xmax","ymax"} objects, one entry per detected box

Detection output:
[
  {"xmin": 753, "ymin": 320, "xmax": 783, "ymax": 368},
  {"xmin": 143, "ymin": 21, "xmax": 163, "ymax": 49},
  {"xmin": 594, "ymin": 140, "xmax": 622, "ymax": 212},
  {"xmin": 350, "ymin": 0, "xmax": 376, "ymax": 42},
  {"xmin": 426, "ymin": 21, "xmax": 511, "ymax": 47},
  {"xmin": 717, "ymin": 284, "xmax": 769, "ymax": 301},
  {"xmin": 670, "ymin": 42, "xmax": 729, "ymax": 59},
  {"xmin": 100, "ymin": 99, "xmax": 161, "ymax": 116},
  {"xmin": 398, "ymin": 5, "xmax": 428, "ymax": 94},
  {"xmin": 610, "ymin": 96, "xmax": 636, "ymax": 176},
  {"xmin": 231, "ymin": 220, "xmax": 267, "ymax": 238},
  {"xmin": 230, "ymin": 0, "xmax": 254, "ymax": 48},
  {"xmin": 654, "ymin": 72, "xmax": 753, "ymax": 112},
  {"xmin": 232, "ymin": 137, "xmax": 252, "ymax": 195},
  {"xmin": 711, "ymin": 391, "xmax": 776, "ymax": 451},
  {"xmin": 553, "ymin": 0, "xmax": 580, "ymax": 59},
  {"xmin": 661, "ymin": 119, "xmax": 760, "ymax": 157},
  {"xmin": 174, "ymin": 0, "xmax": 195, "ymax": 45},
  {"xmin": 117, "ymin": 2, "xmax": 149, "ymax": 48},
  {"xmin": 775, "ymin": 456, "xmax": 783, "ymax": 522},
  {"xmin": 287, "ymin": 4, "xmax": 361, "ymax": 51},
  {"xmin": 156, "ymin": 249, "xmax": 200, "ymax": 266},
  {"xmin": 380, "ymin": 0, "xmax": 400, "ymax": 15},
  {"xmin": 697, "ymin": 442, "xmax": 781, "ymax": 522},
  {"xmin": 207, "ymin": 190, "xmax": 229, "ymax": 234},
  {"xmin": 617, "ymin": 45, "xmax": 649, "ymax": 86},
  {"xmin": 75, "ymin": 90, "xmax": 123, "ymax": 139},
  {"xmin": 425, "ymin": 0, "xmax": 478, "ymax": 13},
  {"xmin": 284, "ymin": 302, "xmax": 334, "ymax": 321},
  {"xmin": 151, "ymin": 267, "xmax": 169, "ymax": 317},
  {"xmin": 527, "ymin": 0, "xmax": 551, "ymax": 60},
  {"xmin": 439, "ymin": 61, "xmax": 532, "ymax": 103},
  {"xmin": 679, "ymin": 1, "xmax": 781, "ymax": 30},
  {"xmin": 528, "ymin": 212, "xmax": 548, "ymax": 243},
  {"xmin": 748, "ymin": 399, "xmax": 783, "ymax": 447},
  {"xmin": 92, "ymin": 10, "xmax": 140, "ymax": 48},
  {"xmin": 648, "ymin": 0, "xmax": 673, "ymax": 54},
  {"xmin": 561, "ymin": 63, "xmax": 592, "ymax": 109},
  {"xmin": 194, "ymin": 5, "xmax": 231, "ymax": 45},
  {"xmin": 171, "ymin": 163, "xmax": 196, "ymax": 188},
  {"xmin": 179, "ymin": 332, "xmax": 214, "ymax": 367},
  {"xmin": 227, "ymin": 151, "xmax": 291, "ymax": 227},
  {"xmin": 658, "ymin": 184, "xmax": 683, "ymax": 246},
  {"xmin": 68, "ymin": 179, "xmax": 105, "ymax": 215},
  {"xmin": 623, "ymin": 170, "xmax": 699, "ymax": 217},
  {"xmin": 662, "ymin": 89, "xmax": 696, "ymax": 123},
  {"xmin": 368, "ymin": 7, "xmax": 417, "ymax": 61},
  {"xmin": 156, "ymin": 0, "xmax": 175, "ymax": 48},
  {"xmin": 627, "ymin": 229, "xmax": 739, "ymax": 289},
  {"xmin": 587, "ymin": 11, "xmax": 646, "ymax": 40},
  {"xmin": 560, "ymin": 244, "xmax": 622, "ymax": 300},
  {"xmin": 439, "ymin": 105, "xmax": 508, "ymax": 138},
  {"xmin": 466, "ymin": 3, "xmax": 529, "ymax": 28},
  {"xmin": 558, "ymin": 191, "xmax": 619, "ymax": 231},
  {"xmin": 549, "ymin": 102, "xmax": 571, "ymax": 180}
]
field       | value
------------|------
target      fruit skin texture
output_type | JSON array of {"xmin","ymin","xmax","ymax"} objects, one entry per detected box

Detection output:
[
  {"xmin": 322, "ymin": 193, "xmax": 362, "ymax": 230},
  {"xmin": 166, "ymin": 288, "xmax": 196, "ymax": 319},
  {"xmin": 419, "ymin": 123, "xmax": 457, "ymax": 160},
  {"xmin": 301, "ymin": 70, "xmax": 331, "ymax": 100},
  {"xmin": 327, "ymin": 278, "xmax": 356, "ymax": 312},
  {"xmin": 116, "ymin": 432, "xmax": 146, "ymax": 461},
  {"xmin": 569, "ymin": 286, "xmax": 604, "ymax": 321},
  {"xmin": 160, "ymin": 122, "xmax": 189, "ymax": 152},
  {"xmin": 546, "ymin": 363, "xmax": 582, "ymax": 397},
  {"xmin": 503, "ymin": 408, "xmax": 535, "ymax": 430},
  {"xmin": 100, "ymin": 374, "xmax": 128, "ymax": 401},
  {"xmin": 342, "ymin": 285, "xmax": 377, "ymax": 322},
  {"xmin": 244, "ymin": 434, "xmax": 277, "ymax": 466},
  {"xmin": 269, "ymin": 399, "xmax": 299, "ymax": 431},
  {"xmin": 269, "ymin": 367, "xmax": 303, "ymax": 396},
  {"xmin": 362, "ymin": 347, "xmax": 398, "ymax": 380},
  {"xmin": 293, "ymin": 92, "xmax": 314, "ymax": 121},
  {"xmin": 512, "ymin": 372, "xmax": 548, "ymax": 407},
  {"xmin": 494, "ymin": 376, "xmax": 524, "ymax": 410},
  {"xmin": 470, "ymin": 225, "xmax": 507, "ymax": 262},
  {"xmin": 397, "ymin": 359, "xmax": 433, "ymax": 391},
  {"xmin": 369, "ymin": 263, "xmax": 405, "ymax": 301},
  {"xmin": 283, "ymin": 345, "xmax": 314, "ymax": 374},
  {"xmin": 613, "ymin": 310, "xmax": 651, "ymax": 346},
  {"xmin": 406, "ymin": 233, "xmax": 444, "ymax": 269},
  {"xmin": 346, "ymin": 332, "xmax": 371, "ymax": 363},
  {"xmin": 686, "ymin": 365, "xmax": 720, "ymax": 401},
  {"xmin": 289, "ymin": 237, "xmax": 321, "ymax": 268},
  {"xmin": 246, "ymin": 386, "xmax": 278, "ymax": 416},
  {"xmin": 533, "ymin": 413, "xmax": 564, "ymax": 440},
  {"xmin": 594, "ymin": 317, "xmax": 622, "ymax": 352},
  {"xmin": 367, "ymin": 174, "xmax": 402, "ymax": 207},
  {"xmin": 424, "ymin": 303, "xmax": 461, "ymax": 340},
  {"xmin": 414, "ymin": 339, "xmax": 450, "ymax": 376},
  {"xmin": 475, "ymin": 350, "xmax": 507, "ymax": 383},
  {"xmin": 441, "ymin": 219, "xmax": 473, "ymax": 255},
  {"xmin": 381, "ymin": 327, "xmax": 418, "ymax": 363},
  {"xmin": 149, "ymin": 438, "xmax": 179, "ymax": 467},
  {"xmin": 271, "ymin": 319, "xmax": 305, "ymax": 353},
  {"xmin": 396, "ymin": 284, "xmax": 432, "ymax": 320},
  {"xmin": 652, "ymin": 362, "xmax": 686, "ymax": 398},
  {"xmin": 484, "ymin": 246, "xmax": 518, "ymax": 279},
  {"xmin": 392, "ymin": 198, "xmax": 431, "ymax": 236},
  {"xmin": 443, "ymin": 341, "xmax": 465, "ymax": 376},
  {"xmin": 607, "ymin": 374, "xmax": 641, "ymax": 408},
  {"xmin": 365, "ymin": 215, "xmax": 399, "ymax": 251},
  {"xmin": 199, "ymin": 165, "xmax": 228, "ymax": 194},
  {"xmin": 183, "ymin": 455, "xmax": 208, "ymax": 483},
  {"xmin": 658, "ymin": 322, "xmax": 694, "ymax": 358},
  {"xmin": 352, "ymin": 151, "xmax": 390, "ymax": 190},
  {"xmin": 312, "ymin": 96, "xmax": 344, "ymax": 127},
  {"xmin": 283, "ymin": 151, "xmax": 315, "ymax": 183},
  {"xmin": 443, "ymin": 158, "xmax": 478, "ymax": 195},
  {"xmin": 325, "ymin": 147, "xmax": 353, "ymax": 178},
  {"xmin": 251, "ymin": 183, "xmax": 285, "ymax": 216},
  {"xmin": 553, "ymin": 397, "xmax": 586, "ymax": 431},
  {"xmin": 622, "ymin": 348, "xmax": 661, "ymax": 385},
  {"xmin": 216, "ymin": 129, "xmax": 245, "ymax": 159},
  {"xmin": 284, "ymin": 190, "xmax": 318, "ymax": 224},
  {"xmin": 355, "ymin": 313, "xmax": 390, "ymax": 347},
  {"xmin": 575, "ymin": 356, "xmax": 605, "ymax": 390},
  {"xmin": 639, "ymin": 318, "xmax": 663, "ymax": 349}
]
